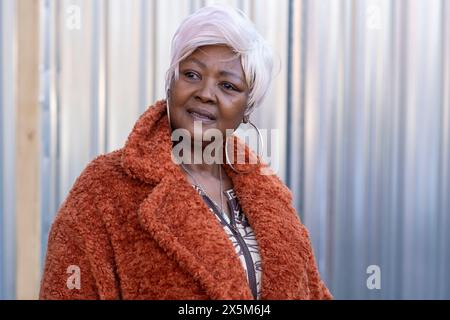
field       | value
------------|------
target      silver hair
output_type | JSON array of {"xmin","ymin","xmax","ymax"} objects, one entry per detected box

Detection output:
[{"xmin": 165, "ymin": 4, "xmax": 275, "ymax": 117}]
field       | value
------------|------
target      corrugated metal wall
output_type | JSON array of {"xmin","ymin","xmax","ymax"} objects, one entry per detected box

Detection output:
[
  {"xmin": 289, "ymin": 0, "xmax": 450, "ymax": 299},
  {"xmin": 0, "ymin": 0, "xmax": 449, "ymax": 299}
]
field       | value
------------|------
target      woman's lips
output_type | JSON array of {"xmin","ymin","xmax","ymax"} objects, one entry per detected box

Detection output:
[{"xmin": 188, "ymin": 111, "xmax": 217, "ymax": 124}]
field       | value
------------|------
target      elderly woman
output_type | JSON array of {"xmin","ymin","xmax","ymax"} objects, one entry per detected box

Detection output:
[{"xmin": 39, "ymin": 5, "xmax": 332, "ymax": 300}]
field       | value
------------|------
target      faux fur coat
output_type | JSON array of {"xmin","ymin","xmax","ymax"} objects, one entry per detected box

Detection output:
[{"xmin": 39, "ymin": 100, "xmax": 332, "ymax": 300}]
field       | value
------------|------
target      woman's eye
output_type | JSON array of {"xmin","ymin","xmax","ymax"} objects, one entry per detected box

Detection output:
[
  {"xmin": 184, "ymin": 71, "xmax": 199, "ymax": 80},
  {"xmin": 222, "ymin": 82, "xmax": 238, "ymax": 91}
]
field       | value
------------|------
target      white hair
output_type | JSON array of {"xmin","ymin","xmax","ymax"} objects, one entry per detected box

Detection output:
[{"xmin": 165, "ymin": 4, "xmax": 275, "ymax": 116}]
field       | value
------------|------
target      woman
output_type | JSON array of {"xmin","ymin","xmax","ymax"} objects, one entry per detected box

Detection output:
[{"xmin": 39, "ymin": 5, "xmax": 332, "ymax": 300}]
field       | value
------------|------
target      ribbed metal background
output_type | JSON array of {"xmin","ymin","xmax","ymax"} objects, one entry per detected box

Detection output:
[
  {"xmin": 289, "ymin": 0, "xmax": 450, "ymax": 299},
  {"xmin": 0, "ymin": 0, "xmax": 449, "ymax": 299}
]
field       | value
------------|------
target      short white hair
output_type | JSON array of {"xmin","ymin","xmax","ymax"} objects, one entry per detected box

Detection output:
[{"xmin": 165, "ymin": 4, "xmax": 275, "ymax": 116}]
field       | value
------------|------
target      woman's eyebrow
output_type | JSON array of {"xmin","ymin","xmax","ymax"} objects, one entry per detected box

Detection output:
[
  {"xmin": 219, "ymin": 70, "xmax": 244, "ymax": 84},
  {"xmin": 184, "ymin": 58, "xmax": 244, "ymax": 84},
  {"xmin": 184, "ymin": 58, "xmax": 206, "ymax": 69}
]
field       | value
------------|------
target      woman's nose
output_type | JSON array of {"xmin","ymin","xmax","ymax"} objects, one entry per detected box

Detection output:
[{"xmin": 195, "ymin": 80, "xmax": 217, "ymax": 103}]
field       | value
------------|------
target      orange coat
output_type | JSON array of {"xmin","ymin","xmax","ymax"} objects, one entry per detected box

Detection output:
[{"xmin": 39, "ymin": 100, "xmax": 332, "ymax": 300}]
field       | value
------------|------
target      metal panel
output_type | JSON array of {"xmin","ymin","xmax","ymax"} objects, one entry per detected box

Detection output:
[
  {"xmin": 291, "ymin": 0, "xmax": 450, "ymax": 299},
  {"xmin": 0, "ymin": 0, "xmax": 17, "ymax": 300}
]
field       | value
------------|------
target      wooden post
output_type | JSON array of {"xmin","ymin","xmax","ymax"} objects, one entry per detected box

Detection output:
[{"xmin": 15, "ymin": 0, "xmax": 41, "ymax": 300}]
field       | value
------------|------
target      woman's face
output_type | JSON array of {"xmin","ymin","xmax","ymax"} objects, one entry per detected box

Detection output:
[{"xmin": 168, "ymin": 45, "xmax": 249, "ymax": 144}]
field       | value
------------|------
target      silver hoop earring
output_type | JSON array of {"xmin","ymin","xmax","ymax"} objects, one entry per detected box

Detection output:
[
  {"xmin": 225, "ymin": 119, "xmax": 264, "ymax": 174},
  {"xmin": 166, "ymin": 90, "xmax": 172, "ymax": 127}
]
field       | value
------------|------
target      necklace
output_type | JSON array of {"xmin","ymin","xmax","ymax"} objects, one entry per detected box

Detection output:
[{"xmin": 180, "ymin": 163, "xmax": 225, "ymax": 217}]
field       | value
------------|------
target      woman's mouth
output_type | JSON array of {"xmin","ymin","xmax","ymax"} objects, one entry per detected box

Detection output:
[{"xmin": 187, "ymin": 110, "xmax": 217, "ymax": 124}]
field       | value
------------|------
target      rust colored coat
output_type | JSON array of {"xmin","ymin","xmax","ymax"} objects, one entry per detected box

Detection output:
[{"xmin": 39, "ymin": 100, "xmax": 332, "ymax": 300}]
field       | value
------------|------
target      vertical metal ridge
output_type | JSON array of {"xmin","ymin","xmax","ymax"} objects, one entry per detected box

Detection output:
[
  {"xmin": 285, "ymin": 0, "xmax": 294, "ymax": 189},
  {"xmin": 151, "ymin": 0, "xmax": 158, "ymax": 102},
  {"xmin": 389, "ymin": 0, "xmax": 402, "ymax": 300},
  {"xmin": 104, "ymin": 0, "xmax": 110, "ymax": 151},
  {"xmin": 39, "ymin": 0, "xmax": 50, "ymax": 273},
  {"xmin": 438, "ymin": 0, "xmax": 450, "ymax": 299},
  {"xmin": 54, "ymin": 0, "xmax": 61, "ymax": 231},
  {"xmin": 396, "ymin": 0, "xmax": 408, "ymax": 299},
  {"xmin": 98, "ymin": 0, "xmax": 107, "ymax": 155},
  {"xmin": 0, "ymin": 0, "xmax": 5, "ymax": 300},
  {"xmin": 90, "ymin": 0, "xmax": 100, "ymax": 158},
  {"xmin": 139, "ymin": 0, "xmax": 148, "ymax": 113},
  {"xmin": 298, "ymin": 0, "xmax": 308, "ymax": 224}
]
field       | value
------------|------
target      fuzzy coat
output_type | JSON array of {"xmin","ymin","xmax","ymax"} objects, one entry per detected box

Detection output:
[{"xmin": 39, "ymin": 100, "xmax": 332, "ymax": 300}]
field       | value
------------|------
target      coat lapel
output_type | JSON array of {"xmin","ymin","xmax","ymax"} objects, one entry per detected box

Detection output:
[
  {"xmin": 122, "ymin": 100, "xmax": 311, "ymax": 300},
  {"xmin": 223, "ymin": 164, "xmax": 312, "ymax": 299},
  {"xmin": 138, "ymin": 175, "xmax": 254, "ymax": 299}
]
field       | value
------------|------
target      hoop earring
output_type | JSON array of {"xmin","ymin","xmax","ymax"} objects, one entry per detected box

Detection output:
[
  {"xmin": 166, "ymin": 89, "xmax": 172, "ymax": 127},
  {"xmin": 225, "ymin": 118, "xmax": 264, "ymax": 174}
]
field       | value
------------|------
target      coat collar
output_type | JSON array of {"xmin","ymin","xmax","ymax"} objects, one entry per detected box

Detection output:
[{"xmin": 121, "ymin": 100, "xmax": 311, "ymax": 299}]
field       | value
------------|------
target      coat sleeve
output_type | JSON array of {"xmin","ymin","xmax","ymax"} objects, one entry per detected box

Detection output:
[
  {"xmin": 301, "ymin": 225, "xmax": 333, "ymax": 300},
  {"xmin": 39, "ymin": 159, "xmax": 120, "ymax": 300},
  {"xmin": 39, "ymin": 211, "xmax": 100, "ymax": 300}
]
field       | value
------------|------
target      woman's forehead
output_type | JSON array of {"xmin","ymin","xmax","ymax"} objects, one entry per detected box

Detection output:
[
  {"xmin": 189, "ymin": 45, "xmax": 239, "ymax": 61},
  {"xmin": 182, "ymin": 46, "xmax": 244, "ymax": 74}
]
